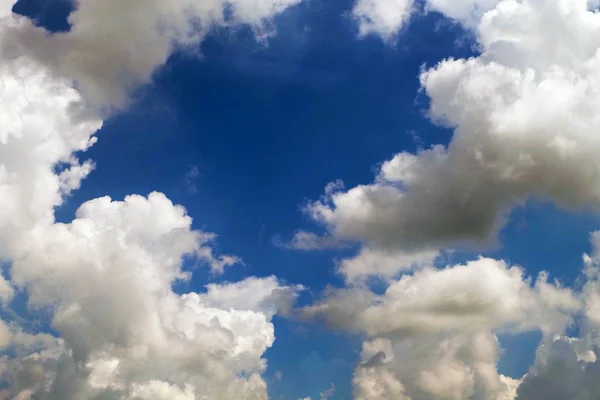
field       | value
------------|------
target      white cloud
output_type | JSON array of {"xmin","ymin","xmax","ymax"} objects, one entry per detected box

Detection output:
[
  {"xmin": 305, "ymin": 257, "xmax": 580, "ymax": 338},
  {"xmin": 0, "ymin": 180, "xmax": 294, "ymax": 398},
  {"xmin": 305, "ymin": 231, "xmax": 600, "ymax": 400},
  {"xmin": 511, "ymin": 240, "xmax": 600, "ymax": 399},
  {"xmin": 129, "ymin": 381, "xmax": 196, "ymax": 400},
  {"xmin": 337, "ymin": 247, "xmax": 439, "ymax": 284},
  {"xmin": 0, "ymin": 0, "xmax": 303, "ymax": 107},
  {"xmin": 305, "ymin": 256, "xmax": 582, "ymax": 399},
  {"xmin": 303, "ymin": 0, "xmax": 600, "ymax": 282},
  {"xmin": 320, "ymin": 383, "xmax": 335, "ymax": 400},
  {"xmin": 0, "ymin": 272, "xmax": 13, "ymax": 305},
  {"xmin": 349, "ymin": 0, "xmax": 503, "ymax": 39},
  {"xmin": 274, "ymin": 230, "xmax": 347, "ymax": 251},
  {"xmin": 352, "ymin": 332, "xmax": 519, "ymax": 400},
  {"xmin": 0, "ymin": 3, "xmax": 302, "ymax": 398},
  {"xmin": 310, "ymin": 0, "xmax": 600, "ymax": 398},
  {"xmin": 352, "ymin": 0, "xmax": 414, "ymax": 39},
  {"xmin": 424, "ymin": 0, "xmax": 501, "ymax": 26}
]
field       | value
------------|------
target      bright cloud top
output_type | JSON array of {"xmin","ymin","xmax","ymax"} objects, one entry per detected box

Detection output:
[{"xmin": 352, "ymin": 0, "xmax": 414, "ymax": 39}]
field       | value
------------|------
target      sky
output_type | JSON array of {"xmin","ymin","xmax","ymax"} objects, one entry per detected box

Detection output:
[{"xmin": 4, "ymin": 0, "xmax": 600, "ymax": 399}]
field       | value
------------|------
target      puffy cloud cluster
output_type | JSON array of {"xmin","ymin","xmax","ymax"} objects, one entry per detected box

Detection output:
[
  {"xmin": 305, "ymin": 258, "xmax": 580, "ymax": 337},
  {"xmin": 298, "ymin": 0, "xmax": 600, "ymax": 398},
  {"xmin": 305, "ymin": 257, "xmax": 582, "ymax": 399},
  {"xmin": 0, "ymin": 270, "xmax": 298, "ymax": 399},
  {"xmin": 306, "ymin": 0, "xmax": 600, "ymax": 278},
  {"xmin": 353, "ymin": 332, "xmax": 522, "ymax": 400},
  {"xmin": 0, "ymin": 1, "xmax": 305, "ymax": 398},
  {"xmin": 307, "ymin": 245, "xmax": 600, "ymax": 400},
  {"xmin": 0, "ymin": 0, "xmax": 302, "ymax": 107}
]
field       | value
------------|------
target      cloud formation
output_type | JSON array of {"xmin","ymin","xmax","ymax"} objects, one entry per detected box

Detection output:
[
  {"xmin": 305, "ymin": 258, "xmax": 580, "ymax": 338},
  {"xmin": 302, "ymin": 0, "xmax": 600, "ymax": 282},
  {"xmin": 299, "ymin": 1, "xmax": 600, "ymax": 398},
  {"xmin": 305, "ymin": 250, "xmax": 600, "ymax": 399},
  {"xmin": 6, "ymin": 0, "xmax": 600, "ymax": 398},
  {"xmin": 0, "ymin": 0, "xmax": 302, "ymax": 107},
  {"xmin": 352, "ymin": 0, "xmax": 414, "ymax": 39},
  {"xmin": 0, "ymin": 2, "xmax": 302, "ymax": 398}
]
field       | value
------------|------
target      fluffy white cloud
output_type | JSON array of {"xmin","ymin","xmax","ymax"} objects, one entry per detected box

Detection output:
[
  {"xmin": 305, "ymin": 257, "xmax": 580, "ymax": 338},
  {"xmin": 351, "ymin": 332, "xmax": 520, "ymax": 400},
  {"xmin": 0, "ymin": 0, "xmax": 303, "ymax": 107},
  {"xmin": 304, "ymin": 256, "xmax": 583, "ymax": 399},
  {"xmin": 310, "ymin": 0, "xmax": 600, "ymax": 398},
  {"xmin": 352, "ymin": 0, "xmax": 414, "ymax": 39},
  {"xmin": 1, "ymin": 189, "xmax": 298, "ymax": 397},
  {"xmin": 0, "ymin": 3, "xmax": 303, "ymax": 398},
  {"xmin": 302, "ymin": 0, "xmax": 600, "ymax": 283}
]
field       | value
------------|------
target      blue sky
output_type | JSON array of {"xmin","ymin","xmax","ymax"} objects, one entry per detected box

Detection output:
[
  {"xmin": 49, "ymin": 3, "xmax": 473, "ymax": 397},
  {"xmin": 4, "ymin": 0, "xmax": 600, "ymax": 399}
]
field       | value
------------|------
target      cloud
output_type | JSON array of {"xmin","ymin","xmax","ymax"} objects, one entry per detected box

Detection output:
[
  {"xmin": 0, "ymin": 0, "xmax": 304, "ymax": 107},
  {"xmin": 352, "ymin": 0, "xmax": 414, "ymax": 39},
  {"xmin": 301, "ymin": 0, "xmax": 600, "ymax": 283},
  {"xmin": 0, "ymin": 3, "xmax": 302, "ymax": 398},
  {"xmin": 305, "ymin": 257, "xmax": 580, "ymax": 338},
  {"xmin": 509, "ymin": 236, "xmax": 600, "ymax": 400},
  {"xmin": 320, "ymin": 383, "xmax": 335, "ymax": 400},
  {"xmin": 3, "ymin": 191, "xmax": 299, "ymax": 397},
  {"xmin": 306, "ymin": 0, "xmax": 600, "ymax": 398},
  {"xmin": 301, "ymin": 231, "xmax": 600, "ymax": 400},
  {"xmin": 273, "ymin": 230, "xmax": 348, "ymax": 251},
  {"xmin": 304, "ymin": 256, "xmax": 582, "ymax": 399},
  {"xmin": 350, "ymin": 0, "xmax": 504, "ymax": 39},
  {"xmin": 351, "ymin": 332, "xmax": 520, "ymax": 400},
  {"xmin": 0, "ymin": 272, "xmax": 13, "ymax": 305},
  {"xmin": 296, "ymin": 0, "xmax": 600, "ymax": 398}
]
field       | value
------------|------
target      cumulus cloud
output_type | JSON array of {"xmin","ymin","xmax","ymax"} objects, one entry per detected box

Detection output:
[
  {"xmin": 351, "ymin": 332, "xmax": 520, "ymax": 400},
  {"xmin": 304, "ymin": 231, "xmax": 600, "ymax": 400},
  {"xmin": 509, "ymin": 235, "xmax": 600, "ymax": 400},
  {"xmin": 0, "ymin": 0, "xmax": 303, "ymax": 107},
  {"xmin": 1, "ymin": 188, "xmax": 298, "ymax": 398},
  {"xmin": 300, "ymin": 0, "xmax": 600, "ymax": 283},
  {"xmin": 352, "ymin": 0, "xmax": 414, "ymax": 39},
  {"xmin": 0, "ymin": 1, "xmax": 304, "ymax": 398},
  {"xmin": 273, "ymin": 230, "xmax": 348, "ymax": 251},
  {"xmin": 303, "ymin": 0, "xmax": 600, "ymax": 398},
  {"xmin": 305, "ymin": 257, "xmax": 580, "ymax": 338},
  {"xmin": 305, "ymin": 256, "xmax": 583, "ymax": 399},
  {"xmin": 350, "ymin": 0, "xmax": 505, "ymax": 39},
  {"xmin": 337, "ymin": 247, "xmax": 440, "ymax": 284}
]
